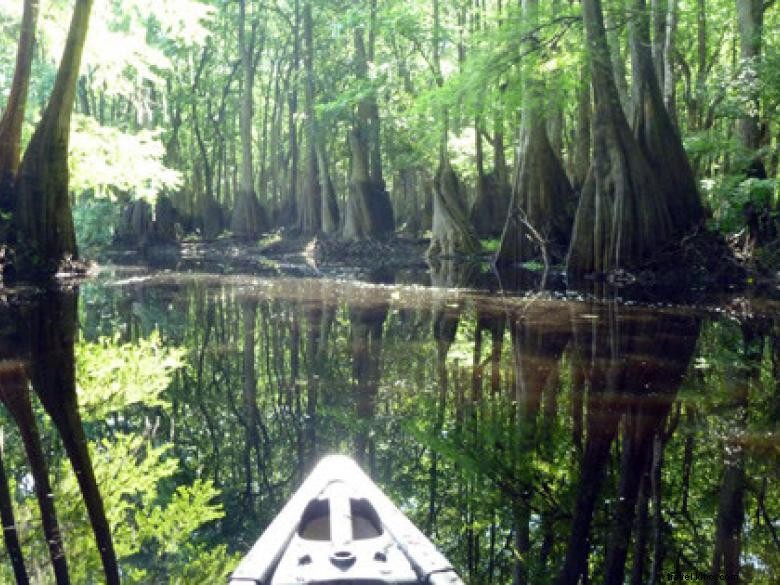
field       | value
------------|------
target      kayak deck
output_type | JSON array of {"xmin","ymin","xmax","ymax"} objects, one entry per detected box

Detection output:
[{"xmin": 229, "ymin": 455, "xmax": 463, "ymax": 585}]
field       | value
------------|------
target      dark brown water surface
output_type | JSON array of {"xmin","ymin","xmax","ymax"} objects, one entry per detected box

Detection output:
[{"xmin": 0, "ymin": 264, "xmax": 777, "ymax": 584}]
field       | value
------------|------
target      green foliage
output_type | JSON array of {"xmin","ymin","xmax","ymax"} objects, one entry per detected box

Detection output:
[
  {"xmin": 69, "ymin": 114, "xmax": 182, "ymax": 202},
  {"xmin": 701, "ymin": 174, "xmax": 778, "ymax": 234},
  {"xmin": 75, "ymin": 332, "xmax": 185, "ymax": 418},
  {"xmin": 0, "ymin": 332, "xmax": 236, "ymax": 583},
  {"xmin": 73, "ymin": 197, "xmax": 120, "ymax": 250}
]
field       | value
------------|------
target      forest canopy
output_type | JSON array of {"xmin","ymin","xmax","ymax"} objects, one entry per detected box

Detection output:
[{"xmin": 0, "ymin": 0, "xmax": 777, "ymax": 279}]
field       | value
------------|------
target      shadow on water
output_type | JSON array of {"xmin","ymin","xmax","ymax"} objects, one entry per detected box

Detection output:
[{"xmin": 0, "ymin": 258, "xmax": 777, "ymax": 583}]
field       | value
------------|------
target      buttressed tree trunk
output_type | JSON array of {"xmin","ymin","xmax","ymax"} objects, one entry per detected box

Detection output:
[
  {"xmin": 496, "ymin": 0, "xmax": 574, "ymax": 267},
  {"xmin": 567, "ymin": 0, "xmax": 673, "ymax": 276},
  {"xmin": 0, "ymin": 0, "xmax": 39, "ymax": 232},
  {"xmin": 343, "ymin": 25, "xmax": 394, "ymax": 240},
  {"xmin": 231, "ymin": 0, "xmax": 267, "ymax": 239},
  {"xmin": 427, "ymin": 155, "xmax": 481, "ymax": 258},
  {"xmin": 14, "ymin": 0, "xmax": 93, "ymax": 278},
  {"xmin": 630, "ymin": 0, "xmax": 703, "ymax": 230},
  {"xmin": 469, "ymin": 118, "xmax": 511, "ymax": 238}
]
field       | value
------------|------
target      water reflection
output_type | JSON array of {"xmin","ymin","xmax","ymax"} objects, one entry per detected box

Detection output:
[
  {"xmin": 0, "ymin": 290, "xmax": 118, "ymax": 584},
  {"xmin": 0, "ymin": 273, "xmax": 776, "ymax": 584}
]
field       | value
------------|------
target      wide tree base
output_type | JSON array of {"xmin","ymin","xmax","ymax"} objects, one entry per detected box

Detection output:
[{"xmin": 427, "ymin": 157, "xmax": 481, "ymax": 259}]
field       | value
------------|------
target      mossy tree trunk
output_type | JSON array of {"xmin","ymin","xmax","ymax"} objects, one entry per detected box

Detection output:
[
  {"xmin": 630, "ymin": 0, "xmax": 703, "ymax": 230},
  {"xmin": 496, "ymin": 0, "xmax": 575, "ymax": 267},
  {"xmin": 0, "ymin": 0, "xmax": 39, "ymax": 240},
  {"xmin": 566, "ymin": 0, "xmax": 674, "ymax": 276},
  {"xmin": 231, "ymin": 0, "xmax": 267, "ymax": 239},
  {"xmin": 14, "ymin": 0, "xmax": 93, "ymax": 279}
]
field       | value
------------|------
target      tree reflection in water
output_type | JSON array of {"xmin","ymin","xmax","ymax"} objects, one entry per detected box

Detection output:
[
  {"xmin": 0, "ymin": 273, "xmax": 776, "ymax": 584},
  {"xmin": 1, "ymin": 290, "xmax": 118, "ymax": 584}
]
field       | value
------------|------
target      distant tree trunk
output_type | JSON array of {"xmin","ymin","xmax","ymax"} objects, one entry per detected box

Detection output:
[
  {"xmin": 231, "ymin": 0, "xmax": 267, "ymax": 239},
  {"xmin": 494, "ymin": 110, "xmax": 510, "ymax": 179},
  {"xmin": 736, "ymin": 0, "xmax": 765, "ymax": 177},
  {"xmin": 192, "ymin": 49, "xmax": 224, "ymax": 239},
  {"xmin": 496, "ymin": 0, "xmax": 574, "ymax": 267},
  {"xmin": 317, "ymin": 146, "xmax": 339, "ymax": 234},
  {"xmin": 662, "ymin": 0, "xmax": 678, "ymax": 117},
  {"xmin": 0, "ymin": 0, "xmax": 39, "ymax": 238},
  {"xmin": 428, "ymin": 0, "xmax": 480, "ymax": 258},
  {"xmin": 651, "ymin": 0, "xmax": 667, "ymax": 90},
  {"xmin": 343, "ymin": 25, "xmax": 394, "ymax": 240},
  {"xmin": 300, "ymin": 1, "xmax": 339, "ymax": 234},
  {"xmin": 630, "ymin": 0, "xmax": 703, "ymax": 231},
  {"xmin": 470, "ymin": 119, "xmax": 491, "ymax": 236},
  {"xmin": 567, "ymin": 0, "xmax": 673, "ymax": 276},
  {"xmin": 428, "ymin": 155, "xmax": 482, "ymax": 258},
  {"xmin": 547, "ymin": 0, "xmax": 565, "ymax": 155},
  {"xmin": 571, "ymin": 65, "xmax": 592, "ymax": 191},
  {"xmin": 344, "ymin": 129, "xmax": 392, "ymax": 239},
  {"xmin": 287, "ymin": 0, "xmax": 302, "ymax": 228},
  {"xmin": 604, "ymin": 2, "xmax": 631, "ymax": 119},
  {"xmin": 14, "ymin": 0, "xmax": 93, "ymax": 279},
  {"xmin": 470, "ymin": 117, "xmax": 511, "ymax": 237}
]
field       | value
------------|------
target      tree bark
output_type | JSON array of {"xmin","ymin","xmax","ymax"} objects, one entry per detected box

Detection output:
[
  {"xmin": 300, "ymin": 1, "xmax": 339, "ymax": 234},
  {"xmin": 604, "ymin": 1, "xmax": 631, "ymax": 119},
  {"xmin": 630, "ymin": 0, "xmax": 703, "ymax": 231},
  {"xmin": 662, "ymin": 0, "xmax": 678, "ymax": 117},
  {"xmin": 14, "ymin": 0, "xmax": 93, "ymax": 279},
  {"xmin": 567, "ymin": 0, "xmax": 674, "ymax": 276},
  {"xmin": 231, "ymin": 0, "xmax": 267, "ymax": 239},
  {"xmin": 496, "ymin": 117, "xmax": 575, "ymax": 265},
  {"xmin": 343, "ymin": 25, "xmax": 394, "ymax": 240},
  {"xmin": 0, "ymin": 0, "xmax": 39, "ymax": 231},
  {"xmin": 428, "ymin": 156, "xmax": 482, "ymax": 258},
  {"xmin": 736, "ymin": 0, "xmax": 765, "ymax": 177}
]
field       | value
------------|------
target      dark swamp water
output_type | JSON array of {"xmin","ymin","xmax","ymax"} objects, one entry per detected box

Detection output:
[{"xmin": 0, "ymin": 260, "xmax": 777, "ymax": 584}]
